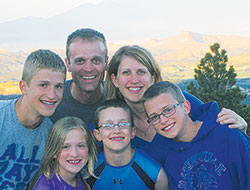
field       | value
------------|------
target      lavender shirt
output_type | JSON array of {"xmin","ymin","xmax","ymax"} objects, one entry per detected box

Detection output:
[{"xmin": 33, "ymin": 173, "xmax": 88, "ymax": 190}]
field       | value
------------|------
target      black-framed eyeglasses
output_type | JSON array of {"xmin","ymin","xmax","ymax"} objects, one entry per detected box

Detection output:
[
  {"xmin": 98, "ymin": 122, "xmax": 131, "ymax": 130},
  {"xmin": 147, "ymin": 102, "xmax": 182, "ymax": 126}
]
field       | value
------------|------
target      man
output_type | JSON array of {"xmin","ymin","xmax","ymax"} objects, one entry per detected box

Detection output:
[
  {"xmin": 50, "ymin": 28, "xmax": 108, "ymax": 131},
  {"xmin": 142, "ymin": 81, "xmax": 250, "ymax": 189},
  {"xmin": 0, "ymin": 49, "xmax": 66, "ymax": 189}
]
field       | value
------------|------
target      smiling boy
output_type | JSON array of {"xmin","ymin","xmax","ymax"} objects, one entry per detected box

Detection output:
[
  {"xmin": 0, "ymin": 49, "xmax": 66, "ymax": 189},
  {"xmin": 87, "ymin": 99, "xmax": 169, "ymax": 190},
  {"xmin": 142, "ymin": 81, "xmax": 250, "ymax": 190}
]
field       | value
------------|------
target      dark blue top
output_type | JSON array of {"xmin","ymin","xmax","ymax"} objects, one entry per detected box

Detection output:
[
  {"xmin": 163, "ymin": 101, "xmax": 250, "ymax": 189},
  {"xmin": 131, "ymin": 91, "xmax": 203, "ymax": 164}
]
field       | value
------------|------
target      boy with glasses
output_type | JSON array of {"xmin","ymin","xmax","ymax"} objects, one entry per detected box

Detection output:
[
  {"xmin": 142, "ymin": 81, "xmax": 250, "ymax": 190},
  {"xmin": 87, "ymin": 99, "xmax": 169, "ymax": 190}
]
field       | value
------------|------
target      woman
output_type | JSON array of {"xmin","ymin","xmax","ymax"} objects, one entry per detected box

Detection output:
[{"xmin": 104, "ymin": 45, "xmax": 247, "ymax": 163}]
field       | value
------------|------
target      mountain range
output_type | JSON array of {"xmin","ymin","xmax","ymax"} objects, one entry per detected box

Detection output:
[
  {"xmin": 1, "ymin": 31, "xmax": 250, "ymax": 82},
  {"xmin": 1, "ymin": 0, "xmax": 250, "ymax": 50}
]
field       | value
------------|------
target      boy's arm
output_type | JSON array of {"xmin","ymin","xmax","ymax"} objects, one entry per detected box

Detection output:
[{"xmin": 155, "ymin": 167, "xmax": 169, "ymax": 190}]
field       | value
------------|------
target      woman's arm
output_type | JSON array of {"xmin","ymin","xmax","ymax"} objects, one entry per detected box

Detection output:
[
  {"xmin": 183, "ymin": 91, "xmax": 248, "ymax": 133},
  {"xmin": 155, "ymin": 168, "xmax": 169, "ymax": 190},
  {"xmin": 217, "ymin": 108, "xmax": 247, "ymax": 133}
]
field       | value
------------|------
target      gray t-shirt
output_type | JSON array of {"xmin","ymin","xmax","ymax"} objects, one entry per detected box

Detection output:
[
  {"xmin": 0, "ymin": 99, "xmax": 53, "ymax": 190},
  {"xmin": 50, "ymin": 80, "xmax": 105, "ymax": 131}
]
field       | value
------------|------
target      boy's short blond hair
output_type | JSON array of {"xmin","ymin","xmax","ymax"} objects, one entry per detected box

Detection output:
[{"xmin": 22, "ymin": 49, "xmax": 66, "ymax": 85}]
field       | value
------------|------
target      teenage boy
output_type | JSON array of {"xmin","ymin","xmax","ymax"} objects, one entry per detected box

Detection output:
[
  {"xmin": 142, "ymin": 81, "xmax": 250, "ymax": 190},
  {"xmin": 87, "ymin": 99, "xmax": 169, "ymax": 190},
  {"xmin": 0, "ymin": 49, "xmax": 66, "ymax": 189}
]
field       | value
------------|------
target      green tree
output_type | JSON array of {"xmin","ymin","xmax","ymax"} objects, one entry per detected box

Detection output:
[{"xmin": 186, "ymin": 43, "xmax": 250, "ymax": 136}]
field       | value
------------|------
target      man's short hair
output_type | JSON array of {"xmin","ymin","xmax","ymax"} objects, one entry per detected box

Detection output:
[
  {"xmin": 22, "ymin": 49, "xmax": 66, "ymax": 85},
  {"xmin": 66, "ymin": 28, "xmax": 107, "ymax": 62}
]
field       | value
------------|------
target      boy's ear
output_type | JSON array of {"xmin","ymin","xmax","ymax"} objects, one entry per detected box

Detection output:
[
  {"xmin": 183, "ymin": 100, "xmax": 191, "ymax": 115},
  {"xmin": 111, "ymin": 74, "xmax": 118, "ymax": 88},
  {"xmin": 93, "ymin": 129, "xmax": 102, "ymax": 142},
  {"xmin": 19, "ymin": 80, "xmax": 28, "ymax": 95},
  {"xmin": 65, "ymin": 57, "xmax": 71, "ymax": 72}
]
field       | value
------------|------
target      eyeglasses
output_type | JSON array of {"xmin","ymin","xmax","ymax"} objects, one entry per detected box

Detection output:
[
  {"xmin": 147, "ymin": 102, "xmax": 182, "ymax": 126},
  {"xmin": 98, "ymin": 122, "xmax": 131, "ymax": 130}
]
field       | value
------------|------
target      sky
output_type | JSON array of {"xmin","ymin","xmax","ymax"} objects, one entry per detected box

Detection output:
[
  {"xmin": 0, "ymin": 0, "xmax": 250, "ymax": 41},
  {"xmin": 0, "ymin": 0, "xmax": 103, "ymax": 23}
]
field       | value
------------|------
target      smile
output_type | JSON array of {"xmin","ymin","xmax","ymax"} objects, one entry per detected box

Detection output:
[
  {"xmin": 110, "ymin": 137, "xmax": 124, "ymax": 141},
  {"xmin": 128, "ymin": 87, "xmax": 142, "ymax": 92},
  {"xmin": 67, "ymin": 160, "xmax": 81, "ymax": 164},
  {"xmin": 82, "ymin": 75, "xmax": 96, "ymax": 80},
  {"xmin": 41, "ymin": 100, "xmax": 56, "ymax": 105},
  {"xmin": 162, "ymin": 123, "xmax": 175, "ymax": 132}
]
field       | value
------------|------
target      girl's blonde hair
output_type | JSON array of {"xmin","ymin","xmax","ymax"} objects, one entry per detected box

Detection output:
[{"xmin": 29, "ymin": 117, "xmax": 98, "ymax": 189}]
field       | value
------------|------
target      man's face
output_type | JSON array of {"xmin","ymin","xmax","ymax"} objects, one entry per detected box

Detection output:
[
  {"xmin": 21, "ymin": 69, "xmax": 65, "ymax": 117},
  {"xmin": 66, "ymin": 38, "xmax": 107, "ymax": 93},
  {"xmin": 144, "ymin": 93, "xmax": 190, "ymax": 141}
]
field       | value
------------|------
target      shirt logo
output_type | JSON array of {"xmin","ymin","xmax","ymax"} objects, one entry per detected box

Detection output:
[{"xmin": 178, "ymin": 151, "xmax": 226, "ymax": 189}]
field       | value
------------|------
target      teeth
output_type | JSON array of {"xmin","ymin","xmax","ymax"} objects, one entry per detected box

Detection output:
[
  {"xmin": 41, "ymin": 101, "xmax": 55, "ymax": 105},
  {"xmin": 68, "ymin": 160, "xmax": 80, "ymax": 164},
  {"xmin": 82, "ymin": 76, "xmax": 95, "ymax": 79},
  {"xmin": 162, "ymin": 124, "xmax": 174, "ymax": 131},
  {"xmin": 129, "ymin": 87, "xmax": 141, "ymax": 91},
  {"xmin": 110, "ymin": 137, "xmax": 124, "ymax": 140}
]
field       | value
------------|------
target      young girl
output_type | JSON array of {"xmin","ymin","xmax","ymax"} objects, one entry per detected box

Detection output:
[{"xmin": 29, "ymin": 117, "xmax": 98, "ymax": 190}]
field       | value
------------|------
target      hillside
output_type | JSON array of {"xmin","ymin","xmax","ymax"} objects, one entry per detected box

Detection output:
[
  {"xmin": 1, "ymin": 32, "xmax": 249, "ymax": 82},
  {"xmin": 1, "ymin": 78, "xmax": 249, "ymax": 106}
]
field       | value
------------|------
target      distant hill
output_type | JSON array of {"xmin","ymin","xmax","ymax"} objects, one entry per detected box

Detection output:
[
  {"xmin": 1, "ymin": 78, "xmax": 249, "ymax": 106},
  {"xmin": 0, "ymin": 31, "xmax": 249, "ymax": 82},
  {"xmin": 177, "ymin": 78, "xmax": 250, "ymax": 105}
]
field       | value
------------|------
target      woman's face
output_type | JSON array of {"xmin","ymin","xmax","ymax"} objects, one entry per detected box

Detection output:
[{"xmin": 111, "ymin": 56, "xmax": 155, "ymax": 103}]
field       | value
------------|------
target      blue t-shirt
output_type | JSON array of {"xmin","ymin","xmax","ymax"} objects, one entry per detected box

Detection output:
[
  {"xmin": 0, "ymin": 99, "xmax": 53, "ymax": 190},
  {"xmin": 88, "ymin": 148, "xmax": 161, "ymax": 190}
]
